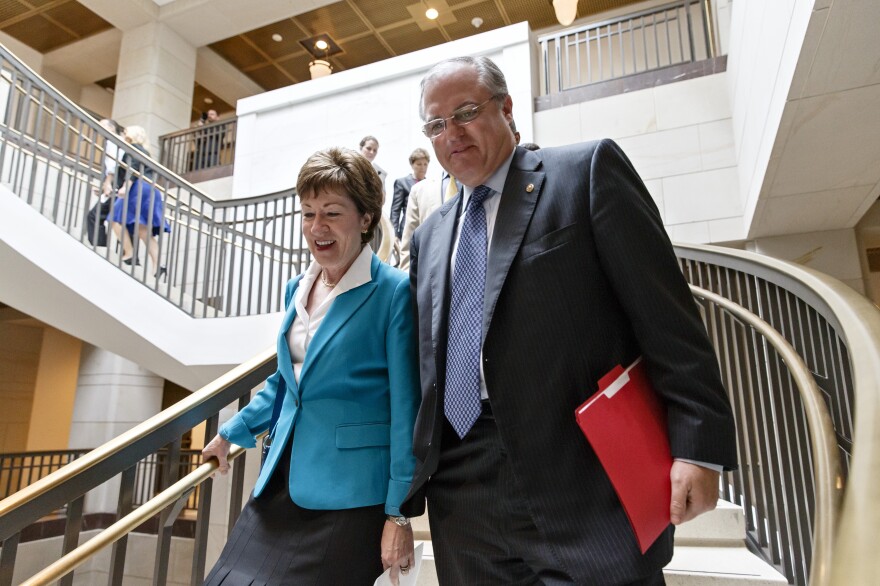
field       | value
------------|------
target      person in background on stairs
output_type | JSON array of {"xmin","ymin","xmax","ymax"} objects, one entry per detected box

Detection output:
[
  {"xmin": 201, "ymin": 146, "xmax": 420, "ymax": 586},
  {"xmin": 110, "ymin": 125, "xmax": 169, "ymax": 277},
  {"xmin": 86, "ymin": 118, "xmax": 124, "ymax": 247}
]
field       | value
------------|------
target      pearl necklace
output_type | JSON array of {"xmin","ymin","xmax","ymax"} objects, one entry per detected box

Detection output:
[{"xmin": 320, "ymin": 271, "xmax": 336, "ymax": 288}]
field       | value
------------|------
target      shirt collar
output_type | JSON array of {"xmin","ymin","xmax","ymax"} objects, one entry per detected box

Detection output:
[
  {"xmin": 301, "ymin": 244, "xmax": 374, "ymax": 297},
  {"xmin": 461, "ymin": 147, "xmax": 516, "ymax": 204}
]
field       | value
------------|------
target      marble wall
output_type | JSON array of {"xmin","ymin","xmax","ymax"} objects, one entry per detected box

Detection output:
[{"xmin": 535, "ymin": 72, "xmax": 743, "ymax": 244}]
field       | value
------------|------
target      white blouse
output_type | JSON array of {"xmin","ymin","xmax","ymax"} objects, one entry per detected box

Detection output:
[{"xmin": 286, "ymin": 245, "xmax": 373, "ymax": 383}]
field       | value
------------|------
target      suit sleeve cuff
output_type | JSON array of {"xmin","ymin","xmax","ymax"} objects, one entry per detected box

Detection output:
[
  {"xmin": 219, "ymin": 414, "xmax": 258, "ymax": 449},
  {"xmin": 675, "ymin": 458, "xmax": 723, "ymax": 473},
  {"xmin": 385, "ymin": 478, "xmax": 411, "ymax": 516}
]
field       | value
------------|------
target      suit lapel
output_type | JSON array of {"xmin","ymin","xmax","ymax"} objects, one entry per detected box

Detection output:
[
  {"xmin": 277, "ymin": 277, "xmax": 303, "ymax": 397},
  {"xmin": 298, "ymin": 257, "xmax": 379, "ymax": 385},
  {"xmin": 430, "ymin": 193, "xmax": 462, "ymax": 355},
  {"xmin": 483, "ymin": 149, "xmax": 545, "ymax": 342}
]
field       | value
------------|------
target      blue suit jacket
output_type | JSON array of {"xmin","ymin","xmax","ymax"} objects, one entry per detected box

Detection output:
[{"xmin": 220, "ymin": 254, "xmax": 420, "ymax": 516}]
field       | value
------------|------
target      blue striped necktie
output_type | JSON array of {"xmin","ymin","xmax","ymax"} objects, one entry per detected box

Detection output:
[{"xmin": 445, "ymin": 185, "xmax": 492, "ymax": 439}]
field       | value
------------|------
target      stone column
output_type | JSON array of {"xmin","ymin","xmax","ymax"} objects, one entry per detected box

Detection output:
[
  {"xmin": 71, "ymin": 344, "xmax": 164, "ymax": 513},
  {"xmin": 111, "ymin": 22, "xmax": 196, "ymax": 154}
]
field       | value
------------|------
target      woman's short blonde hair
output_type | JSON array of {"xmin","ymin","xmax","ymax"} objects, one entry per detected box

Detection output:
[
  {"xmin": 296, "ymin": 147, "xmax": 383, "ymax": 244},
  {"xmin": 409, "ymin": 147, "xmax": 431, "ymax": 165},
  {"xmin": 124, "ymin": 125, "xmax": 148, "ymax": 147}
]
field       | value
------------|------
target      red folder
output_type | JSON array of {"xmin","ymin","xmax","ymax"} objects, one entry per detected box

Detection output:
[{"xmin": 575, "ymin": 357, "xmax": 672, "ymax": 554}]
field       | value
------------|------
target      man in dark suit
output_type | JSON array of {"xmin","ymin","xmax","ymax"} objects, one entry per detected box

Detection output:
[{"xmin": 400, "ymin": 56, "xmax": 737, "ymax": 585}]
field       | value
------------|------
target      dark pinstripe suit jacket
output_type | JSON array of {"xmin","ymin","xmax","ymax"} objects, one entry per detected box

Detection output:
[{"xmin": 401, "ymin": 140, "xmax": 737, "ymax": 584}]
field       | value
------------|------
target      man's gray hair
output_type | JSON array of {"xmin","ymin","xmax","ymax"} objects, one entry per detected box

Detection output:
[{"xmin": 419, "ymin": 56, "xmax": 509, "ymax": 120}]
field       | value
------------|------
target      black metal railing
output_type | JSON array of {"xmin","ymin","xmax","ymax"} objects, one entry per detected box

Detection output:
[
  {"xmin": 539, "ymin": 0, "xmax": 718, "ymax": 95},
  {"xmin": 0, "ymin": 449, "xmax": 203, "ymax": 516},
  {"xmin": 159, "ymin": 119, "xmax": 237, "ymax": 177},
  {"xmin": 0, "ymin": 451, "xmax": 85, "ymax": 510}
]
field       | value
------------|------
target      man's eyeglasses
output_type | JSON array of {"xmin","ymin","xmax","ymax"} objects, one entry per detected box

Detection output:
[{"xmin": 422, "ymin": 97, "xmax": 497, "ymax": 139}]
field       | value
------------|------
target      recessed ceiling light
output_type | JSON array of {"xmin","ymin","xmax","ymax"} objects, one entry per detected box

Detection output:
[
  {"xmin": 204, "ymin": 97, "xmax": 214, "ymax": 104},
  {"xmin": 425, "ymin": 7, "xmax": 439, "ymax": 20},
  {"xmin": 271, "ymin": 33, "xmax": 283, "ymax": 42},
  {"xmin": 315, "ymin": 39, "xmax": 329, "ymax": 51}
]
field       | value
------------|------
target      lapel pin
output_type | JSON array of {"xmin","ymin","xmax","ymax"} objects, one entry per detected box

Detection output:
[{"xmin": 526, "ymin": 183, "xmax": 535, "ymax": 193}]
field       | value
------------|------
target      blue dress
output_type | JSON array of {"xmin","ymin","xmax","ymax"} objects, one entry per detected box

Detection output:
[{"xmin": 111, "ymin": 144, "xmax": 170, "ymax": 235}]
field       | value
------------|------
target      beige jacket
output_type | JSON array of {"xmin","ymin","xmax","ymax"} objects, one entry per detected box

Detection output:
[{"xmin": 399, "ymin": 177, "xmax": 444, "ymax": 270}]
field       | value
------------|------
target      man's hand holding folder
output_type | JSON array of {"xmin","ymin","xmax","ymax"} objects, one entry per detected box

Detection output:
[{"xmin": 575, "ymin": 357, "xmax": 721, "ymax": 554}]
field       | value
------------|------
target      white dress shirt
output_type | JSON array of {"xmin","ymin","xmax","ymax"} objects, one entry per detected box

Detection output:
[{"xmin": 287, "ymin": 245, "xmax": 373, "ymax": 383}]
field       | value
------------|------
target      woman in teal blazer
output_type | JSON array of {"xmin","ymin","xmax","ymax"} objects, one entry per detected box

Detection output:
[{"xmin": 203, "ymin": 147, "xmax": 420, "ymax": 586}]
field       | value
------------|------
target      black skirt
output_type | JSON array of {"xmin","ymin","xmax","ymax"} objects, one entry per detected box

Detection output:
[{"xmin": 204, "ymin": 435, "xmax": 386, "ymax": 586}]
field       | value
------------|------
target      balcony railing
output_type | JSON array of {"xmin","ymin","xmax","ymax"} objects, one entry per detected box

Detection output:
[
  {"xmin": 538, "ymin": 0, "xmax": 718, "ymax": 96},
  {"xmin": 0, "ymin": 449, "xmax": 204, "ymax": 517},
  {"xmin": 159, "ymin": 119, "xmax": 237, "ymax": 179}
]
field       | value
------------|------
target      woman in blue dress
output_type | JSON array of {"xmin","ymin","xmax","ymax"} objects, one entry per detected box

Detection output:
[{"xmin": 110, "ymin": 125, "xmax": 169, "ymax": 275}]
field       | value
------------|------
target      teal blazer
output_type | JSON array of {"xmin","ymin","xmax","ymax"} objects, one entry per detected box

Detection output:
[{"xmin": 220, "ymin": 254, "xmax": 420, "ymax": 516}]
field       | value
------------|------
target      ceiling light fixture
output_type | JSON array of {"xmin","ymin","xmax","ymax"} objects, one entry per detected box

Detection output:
[
  {"xmin": 204, "ymin": 97, "xmax": 214, "ymax": 104},
  {"xmin": 552, "ymin": 0, "xmax": 578, "ymax": 27},
  {"xmin": 271, "ymin": 33, "xmax": 283, "ymax": 42},
  {"xmin": 315, "ymin": 39, "xmax": 329, "ymax": 51},
  {"xmin": 425, "ymin": 7, "xmax": 439, "ymax": 20}
]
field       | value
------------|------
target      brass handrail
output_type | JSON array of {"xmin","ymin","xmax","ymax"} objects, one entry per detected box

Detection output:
[
  {"xmin": 689, "ymin": 285, "xmax": 842, "ymax": 585},
  {"xmin": 18, "ymin": 443, "xmax": 250, "ymax": 586}
]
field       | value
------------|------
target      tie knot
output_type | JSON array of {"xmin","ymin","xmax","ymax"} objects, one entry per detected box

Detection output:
[{"xmin": 469, "ymin": 185, "xmax": 492, "ymax": 209}]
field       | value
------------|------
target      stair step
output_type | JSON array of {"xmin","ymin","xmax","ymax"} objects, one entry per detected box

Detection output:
[
  {"xmin": 674, "ymin": 499, "xmax": 746, "ymax": 545},
  {"xmin": 666, "ymin": 545, "xmax": 787, "ymax": 585}
]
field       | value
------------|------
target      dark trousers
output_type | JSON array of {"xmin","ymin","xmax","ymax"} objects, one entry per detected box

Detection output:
[{"xmin": 426, "ymin": 402, "xmax": 665, "ymax": 586}]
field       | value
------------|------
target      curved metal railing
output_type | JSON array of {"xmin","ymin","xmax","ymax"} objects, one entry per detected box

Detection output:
[{"xmin": 676, "ymin": 243, "xmax": 880, "ymax": 585}]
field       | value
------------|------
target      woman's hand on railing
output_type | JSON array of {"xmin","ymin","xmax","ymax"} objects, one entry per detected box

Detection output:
[
  {"xmin": 202, "ymin": 434, "xmax": 232, "ymax": 476},
  {"xmin": 669, "ymin": 460, "xmax": 720, "ymax": 525}
]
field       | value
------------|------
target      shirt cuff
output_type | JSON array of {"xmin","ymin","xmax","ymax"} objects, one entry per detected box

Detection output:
[{"xmin": 674, "ymin": 458, "xmax": 723, "ymax": 473}]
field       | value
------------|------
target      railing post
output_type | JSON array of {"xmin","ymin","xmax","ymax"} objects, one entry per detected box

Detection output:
[
  {"xmin": 153, "ymin": 439, "xmax": 182, "ymax": 586},
  {"xmin": 59, "ymin": 494, "xmax": 85, "ymax": 586},
  {"xmin": 684, "ymin": 0, "xmax": 697, "ymax": 62},
  {"xmin": 228, "ymin": 394, "xmax": 251, "ymax": 529},
  {"xmin": 702, "ymin": 0, "xmax": 717, "ymax": 58},
  {"xmin": 0, "ymin": 533, "xmax": 20, "ymax": 586},
  {"xmin": 108, "ymin": 465, "xmax": 136, "ymax": 586},
  {"xmin": 190, "ymin": 415, "xmax": 218, "ymax": 586}
]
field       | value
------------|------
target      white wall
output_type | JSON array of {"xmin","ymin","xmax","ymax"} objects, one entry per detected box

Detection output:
[
  {"xmin": 725, "ymin": 0, "xmax": 815, "ymax": 234},
  {"xmin": 535, "ymin": 72, "xmax": 742, "ymax": 244},
  {"xmin": 747, "ymin": 228, "xmax": 866, "ymax": 294},
  {"xmin": 232, "ymin": 23, "xmax": 535, "ymax": 218}
]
